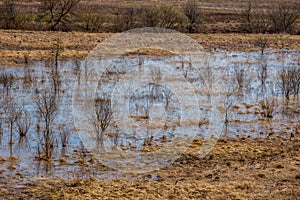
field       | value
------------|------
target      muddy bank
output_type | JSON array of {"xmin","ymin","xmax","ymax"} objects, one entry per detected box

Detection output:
[{"xmin": 1, "ymin": 137, "xmax": 299, "ymax": 199}]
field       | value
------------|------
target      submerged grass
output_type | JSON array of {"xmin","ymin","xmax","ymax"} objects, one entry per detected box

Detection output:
[{"xmin": 1, "ymin": 137, "xmax": 299, "ymax": 199}]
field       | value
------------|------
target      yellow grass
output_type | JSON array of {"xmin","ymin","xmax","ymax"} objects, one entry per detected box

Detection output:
[
  {"xmin": 1, "ymin": 30, "xmax": 299, "ymax": 66},
  {"xmin": 2, "ymin": 138, "xmax": 299, "ymax": 199}
]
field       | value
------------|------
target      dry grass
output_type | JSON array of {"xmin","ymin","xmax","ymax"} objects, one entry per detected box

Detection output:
[
  {"xmin": 1, "ymin": 29, "xmax": 300, "ymax": 199},
  {"xmin": 2, "ymin": 137, "xmax": 299, "ymax": 199},
  {"xmin": 1, "ymin": 30, "xmax": 299, "ymax": 66}
]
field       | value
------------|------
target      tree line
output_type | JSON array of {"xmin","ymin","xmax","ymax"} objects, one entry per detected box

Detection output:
[{"xmin": 0, "ymin": 0, "xmax": 299, "ymax": 34}]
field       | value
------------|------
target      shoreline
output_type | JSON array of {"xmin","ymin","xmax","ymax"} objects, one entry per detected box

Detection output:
[{"xmin": 1, "ymin": 137, "xmax": 299, "ymax": 199}]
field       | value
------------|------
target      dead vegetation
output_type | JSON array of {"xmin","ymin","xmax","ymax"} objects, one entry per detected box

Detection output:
[
  {"xmin": 2, "ymin": 137, "xmax": 299, "ymax": 199},
  {"xmin": 0, "ymin": 0, "xmax": 299, "ymax": 34},
  {"xmin": 0, "ymin": 30, "xmax": 300, "ymax": 66}
]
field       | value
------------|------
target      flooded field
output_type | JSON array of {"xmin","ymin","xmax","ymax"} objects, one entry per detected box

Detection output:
[{"xmin": 0, "ymin": 49, "xmax": 299, "ymax": 190}]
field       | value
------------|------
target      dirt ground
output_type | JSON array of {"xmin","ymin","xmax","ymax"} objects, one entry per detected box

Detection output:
[
  {"xmin": 1, "ymin": 30, "xmax": 300, "ymax": 66},
  {"xmin": 0, "ymin": 137, "xmax": 299, "ymax": 199}
]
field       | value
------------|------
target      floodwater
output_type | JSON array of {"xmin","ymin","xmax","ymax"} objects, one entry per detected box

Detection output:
[{"xmin": 0, "ymin": 49, "xmax": 299, "ymax": 182}]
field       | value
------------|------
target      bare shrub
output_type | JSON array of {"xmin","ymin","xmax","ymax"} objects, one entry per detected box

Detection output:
[
  {"xmin": 150, "ymin": 66, "xmax": 162, "ymax": 100},
  {"xmin": 140, "ymin": 6, "xmax": 160, "ymax": 27},
  {"xmin": 0, "ymin": 73, "xmax": 15, "ymax": 96},
  {"xmin": 290, "ymin": 67, "xmax": 300, "ymax": 100},
  {"xmin": 16, "ymin": 111, "xmax": 31, "ymax": 137},
  {"xmin": 107, "ymin": 130, "xmax": 120, "ymax": 148},
  {"xmin": 0, "ymin": 121, "xmax": 3, "ymax": 135},
  {"xmin": 23, "ymin": 65, "xmax": 35, "ymax": 86},
  {"xmin": 113, "ymin": 7, "xmax": 140, "ymax": 32},
  {"xmin": 258, "ymin": 62, "xmax": 268, "ymax": 94},
  {"xmin": 59, "ymin": 126, "xmax": 69, "ymax": 148},
  {"xmin": 143, "ymin": 135, "xmax": 154, "ymax": 146},
  {"xmin": 278, "ymin": 66, "xmax": 300, "ymax": 101},
  {"xmin": 184, "ymin": 0, "xmax": 201, "ymax": 33},
  {"xmin": 163, "ymin": 89, "xmax": 172, "ymax": 111},
  {"xmin": 259, "ymin": 98, "xmax": 276, "ymax": 119},
  {"xmin": 81, "ymin": 9, "xmax": 106, "ymax": 32},
  {"xmin": 158, "ymin": 4, "xmax": 188, "ymax": 30},
  {"xmin": 233, "ymin": 64, "xmax": 250, "ymax": 94},
  {"xmin": 278, "ymin": 68, "xmax": 292, "ymax": 101},
  {"xmin": 140, "ymin": 4, "xmax": 188, "ymax": 31},
  {"xmin": 0, "ymin": 0, "xmax": 15, "ymax": 29},
  {"xmin": 0, "ymin": 0, "xmax": 30, "ymax": 29},
  {"xmin": 0, "ymin": 120, "xmax": 3, "ymax": 145},
  {"xmin": 93, "ymin": 97, "xmax": 112, "ymax": 149}
]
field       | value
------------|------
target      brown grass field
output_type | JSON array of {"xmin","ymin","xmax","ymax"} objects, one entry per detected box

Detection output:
[
  {"xmin": 1, "ymin": 30, "xmax": 300, "ymax": 66},
  {"xmin": 1, "ymin": 138, "xmax": 299, "ymax": 199},
  {"xmin": 0, "ymin": 3, "xmax": 300, "ymax": 196}
]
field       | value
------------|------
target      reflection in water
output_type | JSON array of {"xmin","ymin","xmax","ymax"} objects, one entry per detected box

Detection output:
[{"xmin": 0, "ymin": 50, "xmax": 299, "ymax": 179}]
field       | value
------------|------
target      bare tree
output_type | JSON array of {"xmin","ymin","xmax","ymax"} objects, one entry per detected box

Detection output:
[
  {"xmin": 0, "ymin": 120, "xmax": 3, "ymax": 135},
  {"xmin": 4, "ymin": 96, "xmax": 21, "ymax": 146},
  {"xmin": 93, "ymin": 97, "xmax": 112, "ymax": 149},
  {"xmin": 223, "ymin": 86, "xmax": 235, "ymax": 137},
  {"xmin": 290, "ymin": 67, "xmax": 300, "ymax": 100},
  {"xmin": 0, "ymin": 0, "xmax": 28, "ymax": 29},
  {"xmin": 269, "ymin": 0, "xmax": 300, "ymax": 33},
  {"xmin": 0, "ymin": 120, "xmax": 3, "ymax": 144},
  {"xmin": 0, "ymin": 73, "xmax": 15, "ymax": 96},
  {"xmin": 278, "ymin": 66, "xmax": 300, "ymax": 102},
  {"xmin": 242, "ymin": 1, "xmax": 252, "ymax": 28},
  {"xmin": 278, "ymin": 68, "xmax": 292, "ymax": 102},
  {"xmin": 184, "ymin": 0, "xmax": 201, "ymax": 33},
  {"xmin": 36, "ymin": 90, "xmax": 57, "ymax": 160},
  {"xmin": 81, "ymin": 10, "xmax": 106, "ymax": 32},
  {"xmin": 258, "ymin": 62, "xmax": 268, "ymax": 94},
  {"xmin": 46, "ymin": 40, "xmax": 63, "ymax": 98},
  {"xmin": 113, "ymin": 7, "xmax": 140, "ymax": 32},
  {"xmin": 150, "ymin": 66, "xmax": 162, "ymax": 100},
  {"xmin": 241, "ymin": 2, "xmax": 271, "ymax": 33},
  {"xmin": 0, "ymin": 0, "xmax": 15, "ymax": 29},
  {"xmin": 254, "ymin": 36, "xmax": 271, "ymax": 55},
  {"xmin": 40, "ymin": 0, "xmax": 80, "ymax": 31},
  {"xmin": 163, "ymin": 89, "xmax": 172, "ymax": 111},
  {"xmin": 73, "ymin": 58, "xmax": 82, "ymax": 86}
]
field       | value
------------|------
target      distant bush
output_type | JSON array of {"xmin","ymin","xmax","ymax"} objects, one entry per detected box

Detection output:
[
  {"xmin": 0, "ymin": 0, "xmax": 299, "ymax": 34},
  {"xmin": 184, "ymin": 0, "xmax": 202, "ymax": 33},
  {"xmin": 269, "ymin": 0, "xmax": 300, "ymax": 34},
  {"xmin": 242, "ymin": 0, "xmax": 300, "ymax": 34},
  {"xmin": 139, "ymin": 4, "xmax": 188, "ymax": 31}
]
